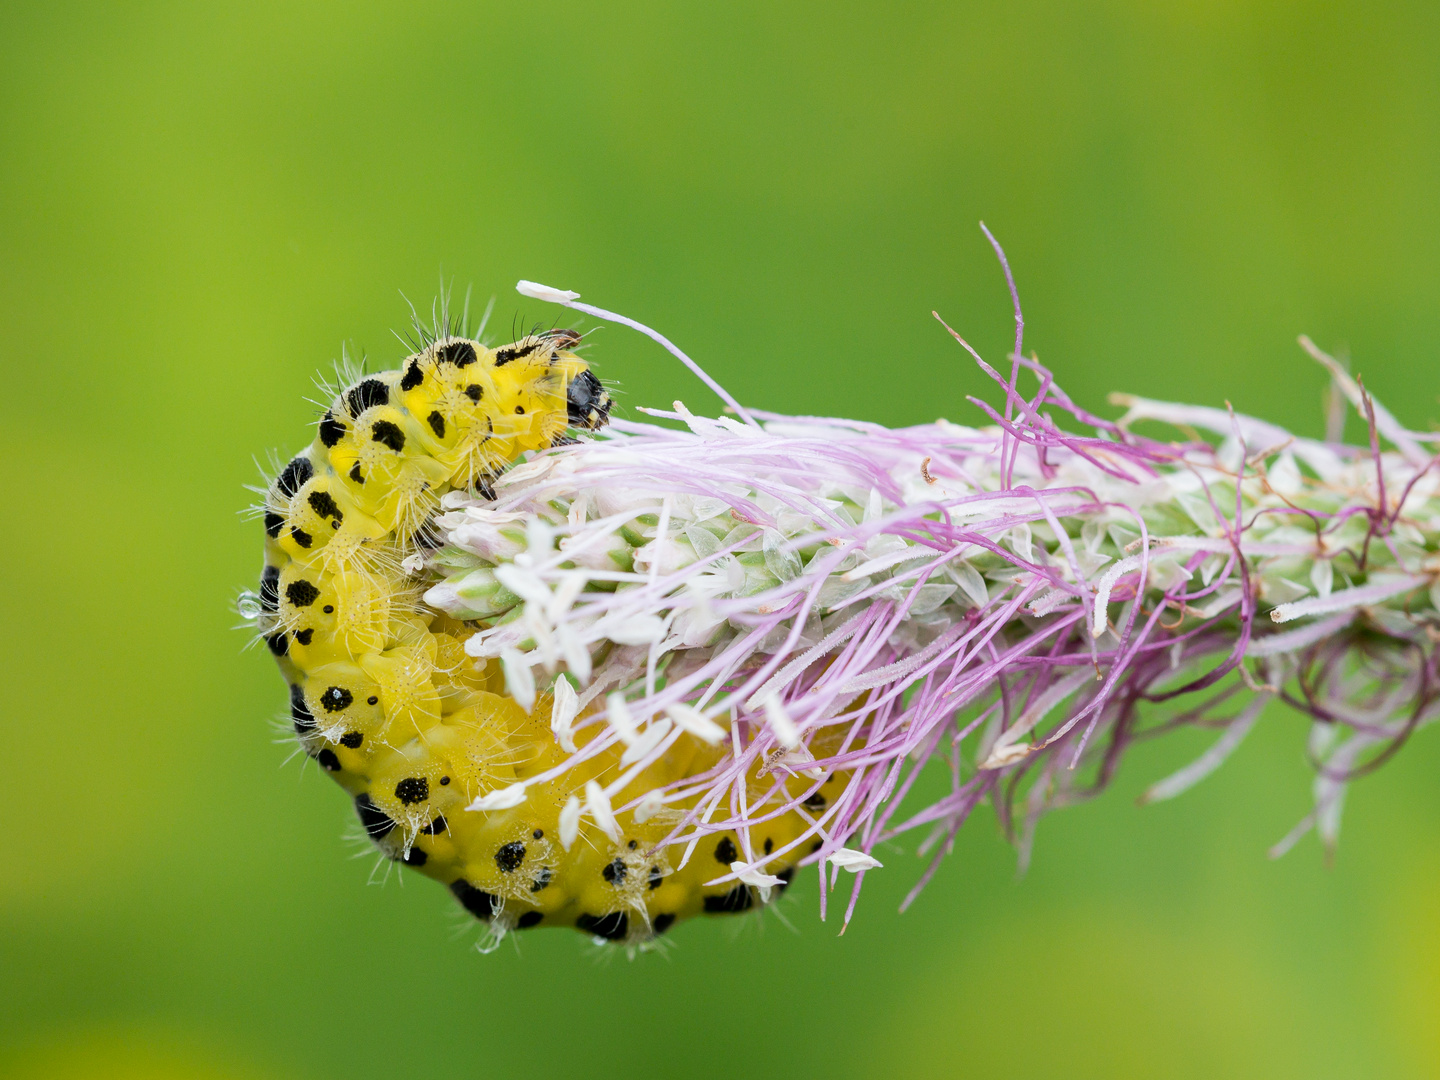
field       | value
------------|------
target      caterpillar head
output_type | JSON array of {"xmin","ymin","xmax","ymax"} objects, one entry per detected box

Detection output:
[{"xmin": 565, "ymin": 369, "xmax": 611, "ymax": 431}]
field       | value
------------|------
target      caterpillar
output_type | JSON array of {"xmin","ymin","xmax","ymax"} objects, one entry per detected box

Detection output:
[{"xmin": 249, "ymin": 316, "xmax": 841, "ymax": 949}]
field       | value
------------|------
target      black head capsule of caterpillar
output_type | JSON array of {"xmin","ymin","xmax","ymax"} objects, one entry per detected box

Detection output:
[
  {"xmin": 566, "ymin": 369, "xmax": 611, "ymax": 430},
  {"xmin": 533, "ymin": 329, "xmax": 610, "ymax": 430}
]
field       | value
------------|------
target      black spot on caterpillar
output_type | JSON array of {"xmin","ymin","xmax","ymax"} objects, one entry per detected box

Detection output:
[
  {"xmin": 285, "ymin": 579, "xmax": 320, "ymax": 608},
  {"xmin": 703, "ymin": 884, "xmax": 755, "ymax": 914},
  {"xmin": 306, "ymin": 490, "xmax": 342, "ymax": 523},
  {"xmin": 260, "ymin": 566, "xmax": 280, "ymax": 611},
  {"xmin": 394, "ymin": 776, "xmax": 429, "ymax": 805},
  {"xmin": 346, "ymin": 379, "xmax": 389, "ymax": 417},
  {"xmin": 436, "ymin": 341, "xmax": 477, "ymax": 367},
  {"xmin": 493, "ymin": 340, "xmax": 540, "ymax": 366},
  {"xmin": 450, "ymin": 879, "xmax": 499, "ymax": 920},
  {"xmin": 290, "ymin": 684, "xmax": 316, "ymax": 733},
  {"xmin": 319, "ymin": 412, "xmax": 346, "ymax": 448},
  {"xmin": 320, "ymin": 686, "xmax": 353, "ymax": 713},
  {"xmin": 576, "ymin": 911, "xmax": 628, "ymax": 941},
  {"xmin": 369, "ymin": 420, "xmax": 405, "ymax": 452},
  {"xmin": 355, "ymin": 793, "xmax": 396, "ymax": 840},
  {"xmin": 494, "ymin": 841, "xmax": 526, "ymax": 873},
  {"xmin": 276, "ymin": 456, "xmax": 313, "ymax": 499}
]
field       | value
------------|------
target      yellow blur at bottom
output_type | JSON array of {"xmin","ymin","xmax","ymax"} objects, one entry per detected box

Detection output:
[{"xmin": 3, "ymin": 1030, "xmax": 283, "ymax": 1080}]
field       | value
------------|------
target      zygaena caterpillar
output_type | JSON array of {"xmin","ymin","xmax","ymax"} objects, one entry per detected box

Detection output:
[{"xmin": 248, "ymin": 314, "xmax": 839, "ymax": 949}]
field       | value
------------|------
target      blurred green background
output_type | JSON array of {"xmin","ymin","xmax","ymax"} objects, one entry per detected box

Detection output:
[{"xmin": 3, "ymin": 1, "xmax": 1439, "ymax": 1077}]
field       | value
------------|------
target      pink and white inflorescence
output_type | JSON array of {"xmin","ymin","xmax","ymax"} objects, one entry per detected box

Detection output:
[{"xmin": 419, "ymin": 274, "xmax": 1440, "ymax": 929}]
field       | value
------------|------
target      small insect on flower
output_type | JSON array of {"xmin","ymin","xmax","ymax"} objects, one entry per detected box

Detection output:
[{"xmin": 244, "ymin": 252, "xmax": 1440, "ymax": 953}]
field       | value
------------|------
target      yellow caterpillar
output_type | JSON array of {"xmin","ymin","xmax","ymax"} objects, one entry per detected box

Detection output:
[{"xmin": 253, "ymin": 323, "xmax": 843, "ymax": 948}]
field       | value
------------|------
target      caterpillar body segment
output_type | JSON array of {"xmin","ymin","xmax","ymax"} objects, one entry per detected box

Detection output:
[{"xmin": 253, "ymin": 327, "xmax": 838, "ymax": 949}]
